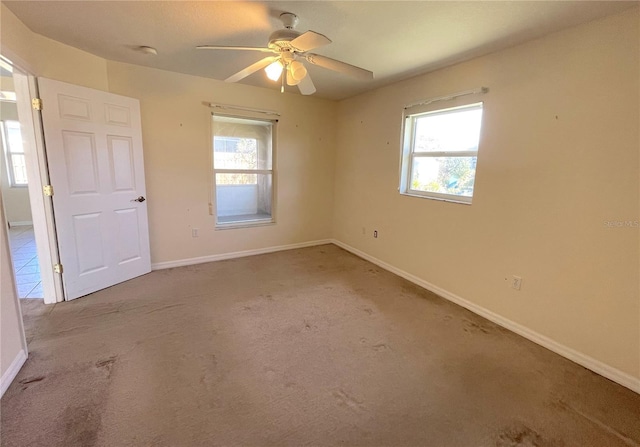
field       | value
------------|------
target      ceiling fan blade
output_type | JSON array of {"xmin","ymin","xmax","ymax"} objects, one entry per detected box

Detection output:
[
  {"xmin": 304, "ymin": 53, "xmax": 373, "ymax": 81},
  {"xmin": 197, "ymin": 45, "xmax": 275, "ymax": 53},
  {"xmin": 225, "ymin": 56, "xmax": 278, "ymax": 83},
  {"xmin": 297, "ymin": 73, "xmax": 316, "ymax": 95},
  {"xmin": 289, "ymin": 31, "xmax": 332, "ymax": 52}
]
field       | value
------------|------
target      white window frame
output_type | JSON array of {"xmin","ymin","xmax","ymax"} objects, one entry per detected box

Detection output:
[
  {"xmin": 1, "ymin": 120, "xmax": 27, "ymax": 187},
  {"xmin": 211, "ymin": 113, "xmax": 277, "ymax": 229},
  {"xmin": 400, "ymin": 101, "xmax": 483, "ymax": 204}
]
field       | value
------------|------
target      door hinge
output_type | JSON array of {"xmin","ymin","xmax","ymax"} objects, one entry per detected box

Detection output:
[
  {"xmin": 43, "ymin": 185, "xmax": 54, "ymax": 196},
  {"xmin": 32, "ymin": 98, "xmax": 43, "ymax": 111},
  {"xmin": 53, "ymin": 263, "xmax": 63, "ymax": 274}
]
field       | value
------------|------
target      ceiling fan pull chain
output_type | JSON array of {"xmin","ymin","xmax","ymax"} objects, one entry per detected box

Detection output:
[{"xmin": 281, "ymin": 65, "xmax": 285, "ymax": 93}]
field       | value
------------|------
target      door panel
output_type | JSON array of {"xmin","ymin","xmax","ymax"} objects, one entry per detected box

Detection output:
[
  {"xmin": 58, "ymin": 94, "xmax": 92, "ymax": 121},
  {"xmin": 115, "ymin": 208, "xmax": 142, "ymax": 263},
  {"xmin": 105, "ymin": 103, "xmax": 131, "ymax": 126},
  {"xmin": 62, "ymin": 131, "xmax": 99, "ymax": 194},
  {"xmin": 108, "ymin": 136, "xmax": 136, "ymax": 191},
  {"xmin": 73, "ymin": 213, "xmax": 106, "ymax": 274},
  {"xmin": 39, "ymin": 78, "xmax": 151, "ymax": 300}
]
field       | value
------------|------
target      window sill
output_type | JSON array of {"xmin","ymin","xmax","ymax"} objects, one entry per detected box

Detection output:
[
  {"xmin": 215, "ymin": 214, "xmax": 274, "ymax": 230},
  {"xmin": 400, "ymin": 191, "xmax": 472, "ymax": 205}
]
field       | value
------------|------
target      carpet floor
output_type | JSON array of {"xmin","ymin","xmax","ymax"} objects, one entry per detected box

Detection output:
[{"xmin": 1, "ymin": 244, "xmax": 639, "ymax": 446}]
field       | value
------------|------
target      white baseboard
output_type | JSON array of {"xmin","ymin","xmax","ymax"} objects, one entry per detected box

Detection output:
[
  {"xmin": 1, "ymin": 349, "xmax": 27, "ymax": 397},
  {"xmin": 151, "ymin": 239, "xmax": 333, "ymax": 270},
  {"xmin": 8, "ymin": 221, "xmax": 33, "ymax": 227},
  {"xmin": 331, "ymin": 239, "xmax": 640, "ymax": 394}
]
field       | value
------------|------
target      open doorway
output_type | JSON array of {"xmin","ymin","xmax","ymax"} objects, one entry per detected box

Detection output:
[
  {"xmin": 0, "ymin": 54, "xmax": 63, "ymax": 306},
  {"xmin": 0, "ymin": 58, "xmax": 43, "ymax": 299}
]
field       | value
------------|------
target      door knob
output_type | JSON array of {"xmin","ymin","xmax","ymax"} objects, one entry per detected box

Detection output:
[{"xmin": 131, "ymin": 196, "xmax": 146, "ymax": 203}]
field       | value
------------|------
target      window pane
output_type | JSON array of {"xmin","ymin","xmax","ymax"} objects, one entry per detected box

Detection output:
[
  {"xmin": 213, "ymin": 116, "xmax": 272, "ymax": 170},
  {"xmin": 413, "ymin": 105, "xmax": 482, "ymax": 153},
  {"xmin": 214, "ymin": 137, "xmax": 258, "ymax": 169},
  {"xmin": 6, "ymin": 121, "xmax": 24, "ymax": 154},
  {"xmin": 410, "ymin": 156, "xmax": 477, "ymax": 197},
  {"xmin": 216, "ymin": 173, "xmax": 272, "ymax": 222},
  {"xmin": 11, "ymin": 154, "xmax": 28, "ymax": 185}
]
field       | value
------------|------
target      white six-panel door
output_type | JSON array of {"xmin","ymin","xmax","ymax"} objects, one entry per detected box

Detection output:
[{"xmin": 38, "ymin": 78, "xmax": 151, "ymax": 300}]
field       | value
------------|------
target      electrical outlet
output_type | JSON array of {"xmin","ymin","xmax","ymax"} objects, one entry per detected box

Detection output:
[
  {"xmin": 373, "ymin": 230, "xmax": 378, "ymax": 238},
  {"xmin": 511, "ymin": 275, "xmax": 522, "ymax": 290},
  {"xmin": 192, "ymin": 228, "xmax": 199, "ymax": 238}
]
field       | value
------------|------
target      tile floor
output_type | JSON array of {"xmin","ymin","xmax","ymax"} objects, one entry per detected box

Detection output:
[{"xmin": 8, "ymin": 225, "xmax": 43, "ymax": 299}]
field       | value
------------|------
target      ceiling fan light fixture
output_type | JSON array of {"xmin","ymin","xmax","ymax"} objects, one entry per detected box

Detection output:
[
  {"xmin": 289, "ymin": 61, "xmax": 307, "ymax": 81},
  {"xmin": 265, "ymin": 60, "xmax": 283, "ymax": 81},
  {"xmin": 286, "ymin": 70, "xmax": 301, "ymax": 86}
]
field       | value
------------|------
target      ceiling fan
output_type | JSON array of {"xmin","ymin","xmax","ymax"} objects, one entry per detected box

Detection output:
[{"xmin": 197, "ymin": 12, "xmax": 374, "ymax": 95}]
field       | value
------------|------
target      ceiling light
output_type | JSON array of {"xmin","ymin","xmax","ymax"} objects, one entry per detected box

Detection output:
[
  {"xmin": 265, "ymin": 60, "xmax": 283, "ymax": 81},
  {"xmin": 138, "ymin": 46, "xmax": 158, "ymax": 55},
  {"xmin": 289, "ymin": 61, "xmax": 307, "ymax": 81},
  {"xmin": 286, "ymin": 70, "xmax": 300, "ymax": 86}
]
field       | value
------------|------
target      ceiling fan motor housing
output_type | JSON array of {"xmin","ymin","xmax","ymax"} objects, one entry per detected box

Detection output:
[
  {"xmin": 268, "ymin": 28, "xmax": 302, "ymax": 50},
  {"xmin": 280, "ymin": 12, "xmax": 299, "ymax": 29}
]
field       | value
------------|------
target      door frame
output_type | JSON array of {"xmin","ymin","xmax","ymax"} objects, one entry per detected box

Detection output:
[{"xmin": 3, "ymin": 54, "xmax": 64, "ymax": 303}]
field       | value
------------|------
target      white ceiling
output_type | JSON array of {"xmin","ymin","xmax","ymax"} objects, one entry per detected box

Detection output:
[{"xmin": 4, "ymin": 1, "xmax": 636, "ymax": 100}]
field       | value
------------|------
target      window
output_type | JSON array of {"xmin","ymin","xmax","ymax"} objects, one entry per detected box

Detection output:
[
  {"xmin": 1, "ymin": 120, "xmax": 27, "ymax": 187},
  {"xmin": 400, "ymin": 102, "xmax": 483, "ymax": 204},
  {"xmin": 212, "ymin": 114, "xmax": 275, "ymax": 227}
]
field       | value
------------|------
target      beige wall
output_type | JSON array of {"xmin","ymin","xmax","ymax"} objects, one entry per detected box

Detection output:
[
  {"xmin": 0, "ymin": 100, "xmax": 18, "ymax": 120},
  {"xmin": 106, "ymin": 62, "xmax": 337, "ymax": 264},
  {"xmin": 0, "ymin": 193, "xmax": 26, "ymax": 382},
  {"xmin": 333, "ymin": 10, "xmax": 639, "ymax": 379},
  {"xmin": 0, "ymin": 173, "xmax": 32, "ymax": 224}
]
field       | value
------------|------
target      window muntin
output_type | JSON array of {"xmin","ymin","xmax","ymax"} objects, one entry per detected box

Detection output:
[
  {"xmin": 212, "ymin": 115, "xmax": 275, "ymax": 227},
  {"xmin": 1, "ymin": 120, "xmax": 27, "ymax": 187},
  {"xmin": 401, "ymin": 102, "xmax": 483, "ymax": 203}
]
